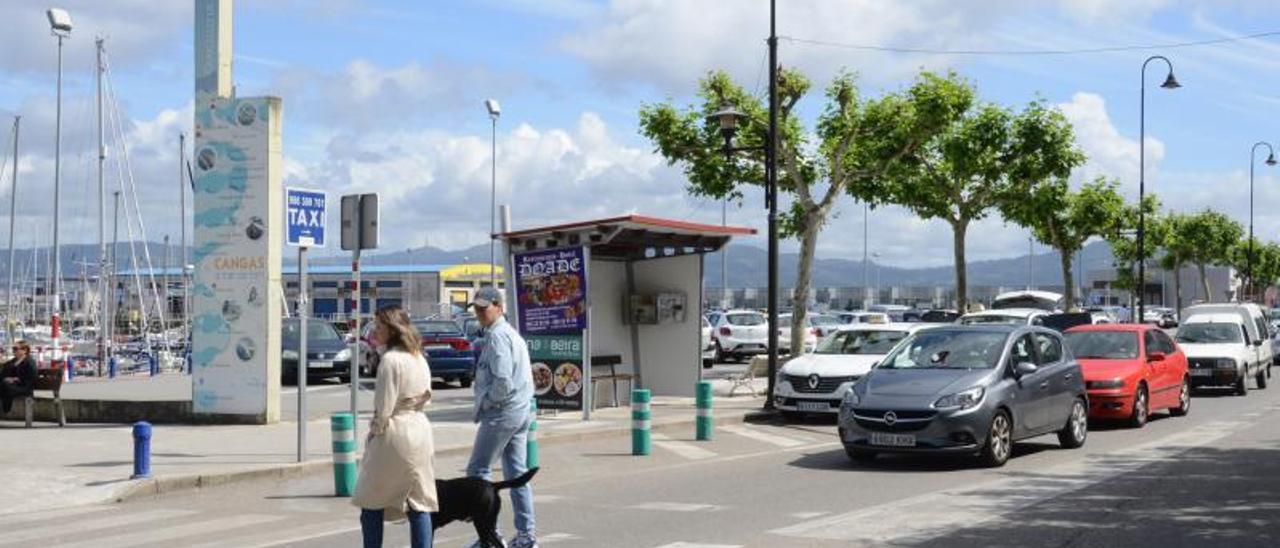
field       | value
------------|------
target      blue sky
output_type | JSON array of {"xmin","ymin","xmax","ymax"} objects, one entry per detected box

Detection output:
[{"xmin": 1, "ymin": 0, "xmax": 1279, "ymax": 268}]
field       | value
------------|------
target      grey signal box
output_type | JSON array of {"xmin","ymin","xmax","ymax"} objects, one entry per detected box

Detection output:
[{"xmin": 340, "ymin": 193, "xmax": 379, "ymax": 251}]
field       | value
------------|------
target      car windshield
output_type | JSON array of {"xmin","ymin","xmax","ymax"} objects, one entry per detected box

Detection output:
[
  {"xmin": 959, "ymin": 314, "xmax": 1023, "ymax": 325},
  {"xmin": 283, "ymin": 320, "xmax": 342, "ymax": 343},
  {"xmin": 1176, "ymin": 323, "xmax": 1243, "ymax": 344},
  {"xmin": 879, "ymin": 330, "xmax": 1007, "ymax": 370},
  {"xmin": 816, "ymin": 330, "xmax": 908, "ymax": 355},
  {"xmin": 413, "ymin": 320, "xmax": 462, "ymax": 336},
  {"xmin": 726, "ymin": 313, "xmax": 766, "ymax": 326},
  {"xmin": 1064, "ymin": 331, "xmax": 1138, "ymax": 360},
  {"xmin": 811, "ymin": 315, "xmax": 839, "ymax": 326}
]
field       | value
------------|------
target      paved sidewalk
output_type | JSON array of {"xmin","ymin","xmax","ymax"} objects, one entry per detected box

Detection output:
[{"xmin": 1, "ymin": 379, "xmax": 767, "ymax": 512}]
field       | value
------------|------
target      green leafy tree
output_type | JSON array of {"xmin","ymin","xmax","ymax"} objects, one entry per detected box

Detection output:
[
  {"xmin": 853, "ymin": 74, "xmax": 1085, "ymax": 312},
  {"xmin": 1178, "ymin": 209, "xmax": 1244, "ymax": 302},
  {"xmin": 1103, "ymin": 195, "xmax": 1163, "ymax": 309},
  {"xmin": 639, "ymin": 69, "xmax": 967, "ymax": 352},
  {"xmin": 1226, "ymin": 237, "xmax": 1280, "ymax": 302},
  {"xmin": 1001, "ymin": 176, "xmax": 1125, "ymax": 309},
  {"xmin": 1158, "ymin": 212, "xmax": 1195, "ymax": 312}
]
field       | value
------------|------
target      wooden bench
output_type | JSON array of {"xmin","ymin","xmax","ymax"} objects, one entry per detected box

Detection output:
[
  {"xmin": 25, "ymin": 367, "xmax": 67, "ymax": 427},
  {"xmin": 726, "ymin": 356, "xmax": 771, "ymax": 397},
  {"xmin": 590, "ymin": 354, "xmax": 635, "ymax": 409}
]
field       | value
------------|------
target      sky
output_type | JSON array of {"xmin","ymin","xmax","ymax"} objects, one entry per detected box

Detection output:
[{"xmin": 1, "ymin": 0, "xmax": 1279, "ymax": 270}]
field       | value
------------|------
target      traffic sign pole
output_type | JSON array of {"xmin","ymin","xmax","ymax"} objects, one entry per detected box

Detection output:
[
  {"xmin": 350, "ymin": 251, "xmax": 361, "ymax": 445},
  {"xmin": 285, "ymin": 187, "xmax": 326, "ymax": 463},
  {"xmin": 297, "ymin": 244, "xmax": 308, "ymax": 463}
]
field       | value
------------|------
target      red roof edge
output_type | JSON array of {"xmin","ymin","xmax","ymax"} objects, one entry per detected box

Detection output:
[{"xmin": 498, "ymin": 214, "xmax": 757, "ymax": 239}]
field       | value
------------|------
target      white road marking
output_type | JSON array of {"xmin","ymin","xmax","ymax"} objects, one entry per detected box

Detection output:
[
  {"xmin": 0, "ymin": 505, "xmax": 111, "ymax": 527},
  {"xmin": 60, "ymin": 514, "xmax": 286, "ymax": 548},
  {"xmin": 770, "ymin": 420, "xmax": 1247, "ymax": 544},
  {"xmin": 651, "ymin": 433, "xmax": 718, "ymax": 460},
  {"xmin": 0, "ymin": 509, "xmax": 194, "ymax": 546},
  {"xmin": 630, "ymin": 502, "xmax": 723, "ymax": 512},
  {"xmin": 790, "ymin": 511, "xmax": 829, "ymax": 520},
  {"xmin": 650, "ymin": 543, "xmax": 742, "ymax": 548},
  {"xmin": 191, "ymin": 523, "xmax": 360, "ymax": 548},
  {"xmin": 719, "ymin": 425, "xmax": 809, "ymax": 447},
  {"xmin": 540, "ymin": 532, "xmax": 581, "ymax": 543}
]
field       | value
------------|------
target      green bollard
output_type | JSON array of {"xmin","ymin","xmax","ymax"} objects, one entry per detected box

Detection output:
[
  {"xmin": 330, "ymin": 412, "xmax": 357, "ymax": 497},
  {"xmin": 631, "ymin": 389, "xmax": 652, "ymax": 456},
  {"xmin": 696, "ymin": 380, "xmax": 713, "ymax": 441},
  {"xmin": 527, "ymin": 398, "xmax": 540, "ymax": 469}
]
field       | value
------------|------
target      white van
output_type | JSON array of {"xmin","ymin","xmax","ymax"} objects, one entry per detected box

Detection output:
[
  {"xmin": 1178, "ymin": 305, "xmax": 1272, "ymax": 395},
  {"xmin": 1182, "ymin": 303, "xmax": 1273, "ymax": 375}
]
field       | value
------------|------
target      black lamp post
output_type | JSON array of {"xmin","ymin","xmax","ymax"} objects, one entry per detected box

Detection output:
[
  {"xmin": 1248, "ymin": 142, "xmax": 1276, "ymax": 302},
  {"xmin": 1138, "ymin": 55, "xmax": 1180, "ymax": 323},
  {"xmin": 709, "ymin": 0, "xmax": 779, "ymax": 410}
]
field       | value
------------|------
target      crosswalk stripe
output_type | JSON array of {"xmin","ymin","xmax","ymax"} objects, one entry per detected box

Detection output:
[
  {"xmin": 0, "ymin": 505, "xmax": 112, "ymax": 528},
  {"xmin": 0, "ymin": 509, "xmax": 193, "ymax": 546},
  {"xmin": 192, "ymin": 523, "xmax": 361, "ymax": 548},
  {"xmin": 630, "ymin": 502, "xmax": 723, "ymax": 512},
  {"xmin": 58, "ymin": 513, "xmax": 286, "ymax": 548},
  {"xmin": 651, "ymin": 543, "xmax": 742, "ymax": 548},
  {"xmin": 540, "ymin": 532, "xmax": 581, "ymax": 544},
  {"xmin": 651, "ymin": 433, "xmax": 718, "ymax": 460},
  {"xmin": 719, "ymin": 425, "xmax": 809, "ymax": 447}
]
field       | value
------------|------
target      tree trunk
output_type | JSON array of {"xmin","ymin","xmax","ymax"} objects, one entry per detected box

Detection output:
[
  {"xmin": 1173, "ymin": 260, "xmax": 1183, "ymax": 315},
  {"xmin": 1198, "ymin": 263, "xmax": 1211, "ymax": 302},
  {"xmin": 1059, "ymin": 249, "xmax": 1075, "ymax": 310},
  {"xmin": 790, "ymin": 216, "xmax": 822, "ymax": 355},
  {"xmin": 952, "ymin": 220, "xmax": 969, "ymax": 313}
]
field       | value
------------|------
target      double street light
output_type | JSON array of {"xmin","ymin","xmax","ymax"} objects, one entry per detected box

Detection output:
[
  {"xmin": 1247, "ymin": 142, "xmax": 1276, "ymax": 302},
  {"xmin": 708, "ymin": 0, "xmax": 780, "ymax": 410},
  {"xmin": 1137, "ymin": 55, "xmax": 1180, "ymax": 324},
  {"xmin": 47, "ymin": 7, "xmax": 72, "ymax": 364}
]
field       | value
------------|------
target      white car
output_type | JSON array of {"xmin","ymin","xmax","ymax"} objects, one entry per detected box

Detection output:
[
  {"xmin": 776, "ymin": 313, "xmax": 820, "ymax": 354},
  {"xmin": 957, "ymin": 308, "xmax": 1049, "ymax": 326},
  {"xmin": 701, "ymin": 316, "xmax": 715, "ymax": 368},
  {"xmin": 707, "ymin": 310, "xmax": 770, "ymax": 363},
  {"xmin": 836, "ymin": 311, "xmax": 890, "ymax": 325},
  {"xmin": 774, "ymin": 323, "xmax": 933, "ymax": 416},
  {"xmin": 1177, "ymin": 312, "xmax": 1269, "ymax": 395}
]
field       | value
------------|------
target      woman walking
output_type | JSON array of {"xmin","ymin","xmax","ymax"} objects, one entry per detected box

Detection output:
[{"xmin": 353, "ymin": 305, "xmax": 437, "ymax": 548}]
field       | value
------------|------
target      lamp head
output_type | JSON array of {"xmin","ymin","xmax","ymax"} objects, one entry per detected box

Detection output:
[
  {"xmin": 46, "ymin": 8, "xmax": 72, "ymax": 36},
  {"xmin": 1268, "ymin": 152, "xmax": 1277, "ymax": 167},
  {"xmin": 484, "ymin": 99, "xmax": 500, "ymax": 119},
  {"xmin": 707, "ymin": 103, "xmax": 745, "ymax": 145},
  {"xmin": 1160, "ymin": 72, "xmax": 1181, "ymax": 90}
]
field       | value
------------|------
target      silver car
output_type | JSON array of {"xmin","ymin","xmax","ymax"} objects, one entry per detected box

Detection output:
[{"xmin": 837, "ymin": 325, "xmax": 1088, "ymax": 467}]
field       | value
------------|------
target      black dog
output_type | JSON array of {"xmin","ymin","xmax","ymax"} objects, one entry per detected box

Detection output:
[{"xmin": 432, "ymin": 467, "xmax": 538, "ymax": 547}]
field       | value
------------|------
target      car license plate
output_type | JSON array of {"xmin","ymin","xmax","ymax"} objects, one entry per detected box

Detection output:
[
  {"xmin": 309, "ymin": 360, "xmax": 333, "ymax": 369},
  {"xmin": 425, "ymin": 344, "xmax": 450, "ymax": 350},
  {"xmin": 1191, "ymin": 369, "xmax": 1213, "ymax": 377},
  {"xmin": 797, "ymin": 401, "xmax": 829, "ymax": 412},
  {"xmin": 869, "ymin": 432, "xmax": 916, "ymax": 447}
]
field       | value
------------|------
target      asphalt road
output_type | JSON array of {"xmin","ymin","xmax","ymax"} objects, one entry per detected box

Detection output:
[{"xmin": 8, "ymin": 365, "xmax": 1280, "ymax": 547}]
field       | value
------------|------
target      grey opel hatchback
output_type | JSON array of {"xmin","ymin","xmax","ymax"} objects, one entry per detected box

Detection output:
[{"xmin": 837, "ymin": 325, "xmax": 1088, "ymax": 467}]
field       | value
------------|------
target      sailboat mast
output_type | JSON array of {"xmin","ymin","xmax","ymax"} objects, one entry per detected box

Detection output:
[
  {"xmin": 94, "ymin": 37, "xmax": 107, "ymax": 371},
  {"xmin": 5, "ymin": 116, "xmax": 18, "ymax": 345},
  {"xmin": 179, "ymin": 132, "xmax": 188, "ymax": 339}
]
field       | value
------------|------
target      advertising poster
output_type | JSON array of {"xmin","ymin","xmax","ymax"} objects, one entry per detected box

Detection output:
[
  {"xmin": 515, "ymin": 247, "xmax": 588, "ymax": 334},
  {"xmin": 191, "ymin": 95, "xmax": 282, "ymax": 418},
  {"xmin": 527, "ymin": 333, "xmax": 584, "ymax": 410}
]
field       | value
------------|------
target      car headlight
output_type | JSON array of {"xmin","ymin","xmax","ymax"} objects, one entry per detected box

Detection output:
[
  {"xmin": 1086, "ymin": 379, "xmax": 1124, "ymax": 389},
  {"xmin": 777, "ymin": 371, "xmax": 790, "ymax": 387},
  {"xmin": 282, "ymin": 349, "xmax": 299, "ymax": 361},
  {"xmin": 1217, "ymin": 358, "xmax": 1238, "ymax": 369},
  {"xmin": 842, "ymin": 388, "xmax": 861, "ymax": 408},
  {"xmin": 335, "ymin": 348, "xmax": 352, "ymax": 361},
  {"xmin": 934, "ymin": 386, "xmax": 985, "ymax": 410}
]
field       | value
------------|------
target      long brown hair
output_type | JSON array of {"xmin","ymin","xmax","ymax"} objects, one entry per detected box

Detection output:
[{"xmin": 375, "ymin": 305, "xmax": 422, "ymax": 356}]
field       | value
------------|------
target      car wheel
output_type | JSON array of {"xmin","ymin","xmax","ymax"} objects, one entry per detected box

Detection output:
[
  {"xmin": 1170, "ymin": 378, "xmax": 1191, "ymax": 417},
  {"xmin": 459, "ymin": 376, "xmax": 473, "ymax": 389},
  {"xmin": 713, "ymin": 342, "xmax": 727, "ymax": 363},
  {"xmin": 1058, "ymin": 398, "xmax": 1088, "ymax": 449},
  {"xmin": 1257, "ymin": 366, "xmax": 1268, "ymax": 389},
  {"xmin": 781, "ymin": 411, "xmax": 805, "ymax": 422},
  {"xmin": 1236, "ymin": 372, "xmax": 1249, "ymax": 396},
  {"xmin": 702, "ymin": 358, "xmax": 713, "ymax": 369},
  {"xmin": 978, "ymin": 411, "xmax": 1013, "ymax": 467},
  {"xmin": 845, "ymin": 447, "xmax": 878, "ymax": 464},
  {"xmin": 1127, "ymin": 385, "xmax": 1149, "ymax": 428}
]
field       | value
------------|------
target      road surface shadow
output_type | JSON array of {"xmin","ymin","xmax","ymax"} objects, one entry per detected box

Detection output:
[
  {"xmin": 900, "ymin": 442, "xmax": 1280, "ymax": 547},
  {"xmin": 786, "ymin": 441, "xmax": 1060, "ymax": 473}
]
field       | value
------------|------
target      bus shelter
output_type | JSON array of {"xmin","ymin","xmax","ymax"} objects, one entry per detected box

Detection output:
[{"xmin": 499, "ymin": 215, "xmax": 754, "ymax": 418}]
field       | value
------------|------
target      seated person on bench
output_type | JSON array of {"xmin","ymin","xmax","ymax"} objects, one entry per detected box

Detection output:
[{"xmin": 1, "ymin": 340, "xmax": 36, "ymax": 413}]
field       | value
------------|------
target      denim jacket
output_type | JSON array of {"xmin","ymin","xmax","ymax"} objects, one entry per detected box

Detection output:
[{"xmin": 473, "ymin": 317, "xmax": 533, "ymax": 421}]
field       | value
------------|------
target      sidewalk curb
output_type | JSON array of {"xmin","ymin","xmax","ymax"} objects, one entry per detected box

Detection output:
[{"xmin": 113, "ymin": 403, "xmax": 775, "ymax": 504}]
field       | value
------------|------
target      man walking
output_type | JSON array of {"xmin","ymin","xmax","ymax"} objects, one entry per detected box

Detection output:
[{"xmin": 466, "ymin": 287, "xmax": 537, "ymax": 548}]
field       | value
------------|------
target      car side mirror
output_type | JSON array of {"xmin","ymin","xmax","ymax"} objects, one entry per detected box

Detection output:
[
  {"xmin": 1254, "ymin": 340, "xmax": 1265, "ymax": 347},
  {"xmin": 1147, "ymin": 351, "xmax": 1166, "ymax": 363},
  {"xmin": 1014, "ymin": 361, "xmax": 1038, "ymax": 377}
]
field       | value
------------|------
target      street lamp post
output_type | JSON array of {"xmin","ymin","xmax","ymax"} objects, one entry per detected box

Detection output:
[
  {"xmin": 707, "ymin": 0, "xmax": 779, "ymax": 410},
  {"xmin": 485, "ymin": 99, "xmax": 500, "ymax": 287},
  {"xmin": 47, "ymin": 8, "xmax": 72, "ymax": 368},
  {"xmin": 1137, "ymin": 55, "xmax": 1180, "ymax": 326},
  {"xmin": 1248, "ymin": 142, "xmax": 1276, "ymax": 303}
]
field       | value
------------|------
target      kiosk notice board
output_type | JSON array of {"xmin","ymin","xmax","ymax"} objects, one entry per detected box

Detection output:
[{"xmin": 516, "ymin": 246, "xmax": 588, "ymax": 410}]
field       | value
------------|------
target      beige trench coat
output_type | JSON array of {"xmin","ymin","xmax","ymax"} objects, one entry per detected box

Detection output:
[{"xmin": 351, "ymin": 349, "xmax": 438, "ymax": 519}]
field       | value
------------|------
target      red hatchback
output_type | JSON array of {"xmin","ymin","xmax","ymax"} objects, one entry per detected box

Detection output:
[{"xmin": 1064, "ymin": 324, "xmax": 1191, "ymax": 427}]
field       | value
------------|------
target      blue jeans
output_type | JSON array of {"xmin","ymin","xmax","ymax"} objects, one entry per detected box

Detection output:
[
  {"xmin": 360, "ymin": 508, "xmax": 432, "ymax": 548},
  {"xmin": 467, "ymin": 410, "xmax": 535, "ymax": 534}
]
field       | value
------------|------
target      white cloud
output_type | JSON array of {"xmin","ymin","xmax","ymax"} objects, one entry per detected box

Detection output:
[
  {"xmin": 1056, "ymin": 0, "xmax": 1170, "ymax": 24},
  {"xmin": 1057, "ymin": 92, "xmax": 1164, "ymax": 190},
  {"xmin": 0, "ymin": 1, "xmax": 189, "ymax": 74}
]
